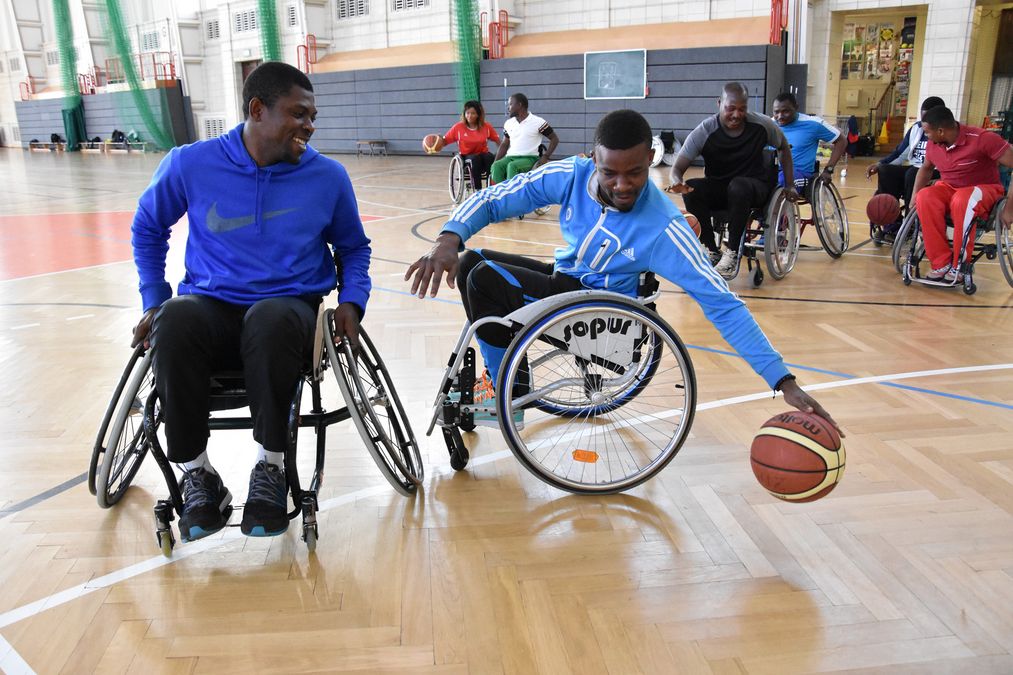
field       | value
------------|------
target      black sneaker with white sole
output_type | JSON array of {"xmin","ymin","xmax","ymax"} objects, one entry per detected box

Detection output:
[
  {"xmin": 177, "ymin": 468, "xmax": 232, "ymax": 542},
  {"xmin": 240, "ymin": 461, "xmax": 289, "ymax": 537}
]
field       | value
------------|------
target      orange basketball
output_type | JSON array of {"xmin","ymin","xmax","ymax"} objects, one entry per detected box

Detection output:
[
  {"xmin": 683, "ymin": 212, "xmax": 701, "ymax": 236},
  {"xmin": 422, "ymin": 133, "xmax": 444, "ymax": 154},
  {"xmin": 866, "ymin": 193, "xmax": 900, "ymax": 226},
  {"xmin": 751, "ymin": 411, "xmax": 845, "ymax": 502}
]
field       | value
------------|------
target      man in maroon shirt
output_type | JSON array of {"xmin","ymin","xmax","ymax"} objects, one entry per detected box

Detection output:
[{"xmin": 913, "ymin": 105, "xmax": 1013, "ymax": 281}]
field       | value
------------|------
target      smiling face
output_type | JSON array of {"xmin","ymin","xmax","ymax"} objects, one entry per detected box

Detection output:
[
  {"xmin": 772, "ymin": 98, "xmax": 797, "ymax": 127},
  {"xmin": 593, "ymin": 142, "xmax": 653, "ymax": 212},
  {"xmin": 464, "ymin": 106, "xmax": 480, "ymax": 128},
  {"xmin": 718, "ymin": 92, "xmax": 749, "ymax": 132},
  {"xmin": 248, "ymin": 85, "xmax": 317, "ymax": 165}
]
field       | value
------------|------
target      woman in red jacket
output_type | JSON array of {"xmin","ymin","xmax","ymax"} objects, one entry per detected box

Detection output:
[{"xmin": 443, "ymin": 100, "xmax": 500, "ymax": 190}]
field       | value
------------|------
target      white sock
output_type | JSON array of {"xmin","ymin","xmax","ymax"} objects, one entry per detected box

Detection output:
[
  {"xmin": 178, "ymin": 451, "xmax": 216, "ymax": 475},
  {"xmin": 256, "ymin": 442, "xmax": 285, "ymax": 469}
]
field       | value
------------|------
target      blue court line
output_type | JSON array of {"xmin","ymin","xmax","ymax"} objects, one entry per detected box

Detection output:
[{"xmin": 374, "ymin": 285, "xmax": 1012, "ymax": 411}]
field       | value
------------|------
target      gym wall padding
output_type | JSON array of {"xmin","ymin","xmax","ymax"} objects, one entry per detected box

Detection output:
[{"xmin": 307, "ymin": 44, "xmax": 786, "ymax": 156}]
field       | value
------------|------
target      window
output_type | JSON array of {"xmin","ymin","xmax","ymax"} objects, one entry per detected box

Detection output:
[
  {"xmin": 9, "ymin": 57, "xmax": 21, "ymax": 72},
  {"xmin": 46, "ymin": 50, "xmax": 60, "ymax": 66},
  {"xmin": 391, "ymin": 0, "xmax": 429, "ymax": 11},
  {"xmin": 203, "ymin": 117, "xmax": 225, "ymax": 139},
  {"xmin": 140, "ymin": 31, "xmax": 160, "ymax": 52},
  {"xmin": 234, "ymin": 9, "xmax": 258, "ymax": 33},
  {"xmin": 287, "ymin": 5, "xmax": 298, "ymax": 27},
  {"xmin": 337, "ymin": 0, "xmax": 368, "ymax": 19},
  {"xmin": 206, "ymin": 19, "xmax": 221, "ymax": 40}
]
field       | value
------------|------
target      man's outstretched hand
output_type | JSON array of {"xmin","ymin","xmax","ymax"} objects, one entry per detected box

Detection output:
[
  {"xmin": 405, "ymin": 232, "xmax": 462, "ymax": 298},
  {"xmin": 780, "ymin": 379, "xmax": 845, "ymax": 438}
]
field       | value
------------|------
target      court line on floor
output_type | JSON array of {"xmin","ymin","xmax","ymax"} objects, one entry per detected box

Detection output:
[{"xmin": 2, "ymin": 360, "xmax": 1012, "ymax": 675}]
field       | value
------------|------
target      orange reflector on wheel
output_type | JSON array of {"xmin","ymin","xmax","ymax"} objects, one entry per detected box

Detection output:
[{"xmin": 572, "ymin": 449, "xmax": 599, "ymax": 463}]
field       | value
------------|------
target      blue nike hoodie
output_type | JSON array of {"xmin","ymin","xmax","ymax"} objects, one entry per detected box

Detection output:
[{"xmin": 131, "ymin": 123, "xmax": 371, "ymax": 313}]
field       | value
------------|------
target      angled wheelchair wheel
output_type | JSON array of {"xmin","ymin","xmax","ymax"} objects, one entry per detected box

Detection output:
[
  {"xmin": 325, "ymin": 315, "xmax": 423, "ymax": 496},
  {"xmin": 812, "ymin": 178, "xmax": 849, "ymax": 257},
  {"xmin": 449, "ymin": 154, "xmax": 466, "ymax": 205},
  {"xmin": 91, "ymin": 346, "xmax": 154, "ymax": 508},
  {"xmin": 763, "ymin": 189, "xmax": 799, "ymax": 280},
  {"xmin": 892, "ymin": 210, "xmax": 921, "ymax": 275},
  {"xmin": 533, "ymin": 205, "xmax": 550, "ymax": 216},
  {"xmin": 496, "ymin": 295, "xmax": 696, "ymax": 494},
  {"xmin": 995, "ymin": 200, "xmax": 1013, "ymax": 288}
]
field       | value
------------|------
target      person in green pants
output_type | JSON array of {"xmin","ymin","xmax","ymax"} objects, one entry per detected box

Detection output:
[{"xmin": 490, "ymin": 93, "xmax": 559, "ymax": 183}]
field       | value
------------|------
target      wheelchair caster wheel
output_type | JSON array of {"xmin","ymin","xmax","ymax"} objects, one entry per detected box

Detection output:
[
  {"xmin": 752, "ymin": 267, "xmax": 764, "ymax": 287},
  {"xmin": 156, "ymin": 528, "xmax": 175, "ymax": 557},
  {"xmin": 301, "ymin": 492, "xmax": 318, "ymax": 552},
  {"xmin": 459, "ymin": 420, "xmax": 475, "ymax": 433},
  {"xmin": 903, "ymin": 276, "xmax": 912, "ymax": 286},
  {"xmin": 964, "ymin": 282, "xmax": 977, "ymax": 295},
  {"xmin": 303, "ymin": 526, "xmax": 318, "ymax": 553},
  {"xmin": 442, "ymin": 427, "xmax": 469, "ymax": 471}
]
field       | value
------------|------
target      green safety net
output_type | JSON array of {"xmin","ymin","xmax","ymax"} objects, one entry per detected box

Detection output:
[
  {"xmin": 101, "ymin": 0, "xmax": 175, "ymax": 149},
  {"xmin": 258, "ymin": 0, "xmax": 281, "ymax": 62},
  {"xmin": 452, "ymin": 0, "xmax": 481, "ymax": 106},
  {"xmin": 52, "ymin": 0, "xmax": 83, "ymax": 149}
]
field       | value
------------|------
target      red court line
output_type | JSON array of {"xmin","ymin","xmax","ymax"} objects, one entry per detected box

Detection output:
[{"xmin": 1, "ymin": 212, "xmax": 384, "ymax": 280}]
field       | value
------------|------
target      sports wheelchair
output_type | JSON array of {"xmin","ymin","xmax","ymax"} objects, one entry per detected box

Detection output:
[
  {"xmin": 892, "ymin": 197, "xmax": 1011, "ymax": 294},
  {"xmin": 428, "ymin": 274, "xmax": 697, "ymax": 494},
  {"xmin": 88, "ymin": 308, "xmax": 423, "ymax": 556},
  {"xmin": 450, "ymin": 148, "xmax": 551, "ymax": 218},
  {"xmin": 793, "ymin": 163, "xmax": 850, "ymax": 258},
  {"xmin": 711, "ymin": 184, "xmax": 800, "ymax": 287}
]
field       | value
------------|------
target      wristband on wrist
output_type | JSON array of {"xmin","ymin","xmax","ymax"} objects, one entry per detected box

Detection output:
[{"xmin": 774, "ymin": 373, "xmax": 797, "ymax": 392}]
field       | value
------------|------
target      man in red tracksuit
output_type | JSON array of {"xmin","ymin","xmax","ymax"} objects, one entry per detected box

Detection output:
[{"xmin": 912, "ymin": 105, "xmax": 1013, "ymax": 282}]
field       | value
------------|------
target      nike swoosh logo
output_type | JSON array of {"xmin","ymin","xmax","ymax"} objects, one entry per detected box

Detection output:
[{"xmin": 205, "ymin": 202, "xmax": 298, "ymax": 233}]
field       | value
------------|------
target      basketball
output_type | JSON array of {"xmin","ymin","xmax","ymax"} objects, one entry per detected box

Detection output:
[
  {"xmin": 422, "ymin": 133, "xmax": 444, "ymax": 154},
  {"xmin": 866, "ymin": 193, "xmax": 900, "ymax": 226},
  {"xmin": 683, "ymin": 212, "xmax": 701, "ymax": 236},
  {"xmin": 751, "ymin": 411, "xmax": 845, "ymax": 502}
]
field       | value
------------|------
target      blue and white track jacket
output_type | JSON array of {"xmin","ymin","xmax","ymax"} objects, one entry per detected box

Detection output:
[{"xmin": 442, "ymin": 156, "xmax": 791, "ymax": 389}]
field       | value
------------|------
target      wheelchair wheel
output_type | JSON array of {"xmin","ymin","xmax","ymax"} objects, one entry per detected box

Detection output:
[
  {"xmin": 533, "ymin": 205, "xmax": 550, "ymax": 217},
  {"xmin": 812, "ymin": 178, "xmax": 849, "ymax": 257},
  {"xmin": 996, "ymin": 201, "xmax": 1013, "ymax": 287},
  {"xmin": 91, "ymin": 346, "xmax": 154, "ymax": 508},
  {"xmin": 892, "ymin": 210, "xmax": 921, "ymax": 275},
  {"xmin": 496, "ymin": 295, "xmax": 696, "ymax": 494},
  {"xmin": 763, "ymin": 189, "xmax": 799, "ymax": 280},
  {"xmin": 325, "ymin": 315, "xmax": 424, "ymax": 496},
  {"xmin": 449, "ymin": 154, "xmax": 466, "ymax": 204}
]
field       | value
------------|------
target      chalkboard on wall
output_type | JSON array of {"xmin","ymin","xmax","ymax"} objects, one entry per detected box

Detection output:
[{"xmin": 583, "ymin": 49, "xmax": 647, "ymax": 100}]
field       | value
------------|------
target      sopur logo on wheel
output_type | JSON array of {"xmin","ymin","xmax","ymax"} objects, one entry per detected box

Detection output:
[{"xmin": 561, "ymin": 317, "xmax": 634, "ymax": 346}]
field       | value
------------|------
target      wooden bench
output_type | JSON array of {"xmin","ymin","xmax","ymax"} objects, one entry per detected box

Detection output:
[
  {"xmin": 356, "ymin": 139, "xmax": 388, "ymax": 157},
  {"xmin": 28, "ymin": 141, "xmax": 65, "ymax": 152}
]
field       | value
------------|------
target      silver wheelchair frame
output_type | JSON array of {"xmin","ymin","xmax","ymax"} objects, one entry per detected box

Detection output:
[
  {"xmin": 89, "ymin": 311, "xmax": 423, "ymax": 556},
  {"xmin": 428, "ymin": 281, "xmax": 698, "ymax": 494}
]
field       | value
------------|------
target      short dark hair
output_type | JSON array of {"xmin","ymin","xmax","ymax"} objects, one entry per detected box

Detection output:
[
  {"xmin": 922, "ymin": 105, "xmax": 957, "ymax": 128},
  {"xmin": 920, "ymin": 96, "xmax": 945, "ymax": 112},
  {"xmin": 242, "ymin": 61, "xmax": 313, "ymax": 117},
  {"xmin": 510, "ymin": 92, "xmax": 528, "ymax": 109},
  {"xmin": 722, "ymin": 82, "xmax": 749, "ymax": 100},
  {"xmin": 774, "ymin": 92, "xmax": 798, "ymax": 108},
  {"xmin": 594, "ymin": 109, "xmax": 652, "ymax": 151}
]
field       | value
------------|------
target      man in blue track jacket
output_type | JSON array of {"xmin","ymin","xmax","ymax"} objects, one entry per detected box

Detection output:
[
  {"xmin": 130, "ymin": 62, "xmax": 372, "ymax": 542},
  {"xmin": 406, "ymin": 109, "xmax": 840, "ymax": 435}
]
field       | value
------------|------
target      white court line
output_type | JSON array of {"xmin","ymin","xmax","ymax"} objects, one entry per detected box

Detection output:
[
  {"xmin": 0, "ymin": 259, "xmax": 133, "ymax": 284},
  {"xmin": 1, "ymin": 361, "xmax": 1010, "ymax": 673},
  {"xmin": 9, "ymin": 324, "xmax": 39, "ymax": 331},
  {"xmin": 65, "ymin": 314, "xmax": 94, "ymax": 321}
]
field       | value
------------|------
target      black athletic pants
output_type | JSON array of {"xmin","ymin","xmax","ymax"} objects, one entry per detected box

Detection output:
[
  {"xmin": 462, "ymin": 152, "xmax": 494, "ymax": 190},
  {"xmin": 876, "ymin": 164, "xmax": 938, "ymax": 210},
  {"xmin": 683, "ymin": 176, "xmax": 773, "ymax": 253},
  {"xmin": 150, "ymin": 294, "xmax": 319, "ymax": 463},
  {"xmin": 456, "ymin": 249, "xmax": 581, "ymax": 347}
]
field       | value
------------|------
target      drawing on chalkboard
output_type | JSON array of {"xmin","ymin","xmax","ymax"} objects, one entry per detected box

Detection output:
[{"xmin": 598, "ymin": 62, "xmax": 618, "ymax": 90}]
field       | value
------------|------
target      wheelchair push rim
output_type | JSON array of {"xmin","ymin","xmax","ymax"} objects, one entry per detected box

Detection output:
[
  {"xmin": 449, "ymin": 154, "xmax": 467, "ymax": 205},
  {"xmin": 496, "ymin": 297, "xmax": 696, "ymax": 494},
  {"xmin": 763, "ymin": 188, "xmax": 800, "ymax": 280},
  {"xmin": 811, "ymin": 177, "xmax": 849, "ymax": 257},
  {"xmin": 996, "ymin": 200, "xmax": 1013, "ymax": 287},
  {"xmin": 92, "ymin": 346, "xmax": 155, "ymax": 508},
  {"xmin": 324, "ymin": 314, "xmax": 424, "ymax": 495}
]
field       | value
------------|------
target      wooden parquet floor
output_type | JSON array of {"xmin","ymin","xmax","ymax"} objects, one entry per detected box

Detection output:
[{"xmin": 0, "ymin": 148, "xmax": 1011, "ymax": 674}]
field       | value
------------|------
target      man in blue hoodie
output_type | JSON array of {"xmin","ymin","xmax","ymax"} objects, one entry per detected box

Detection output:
[
  {"xmin": 130, "ymin": 62, "xmax": 372, "ymax": 542},
  {"xmin": 405, "ymin": 109, "xmax": 840, "ymax": 436}
]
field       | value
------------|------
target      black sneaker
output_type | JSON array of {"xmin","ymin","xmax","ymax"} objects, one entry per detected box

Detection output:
[
  {"xmin": 240, "ymin": 461, "xmax": 289, "ymax": 537},
  {"xmin": 177, "ymin": 468, "xmax": 232, "ymax": 542}
]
